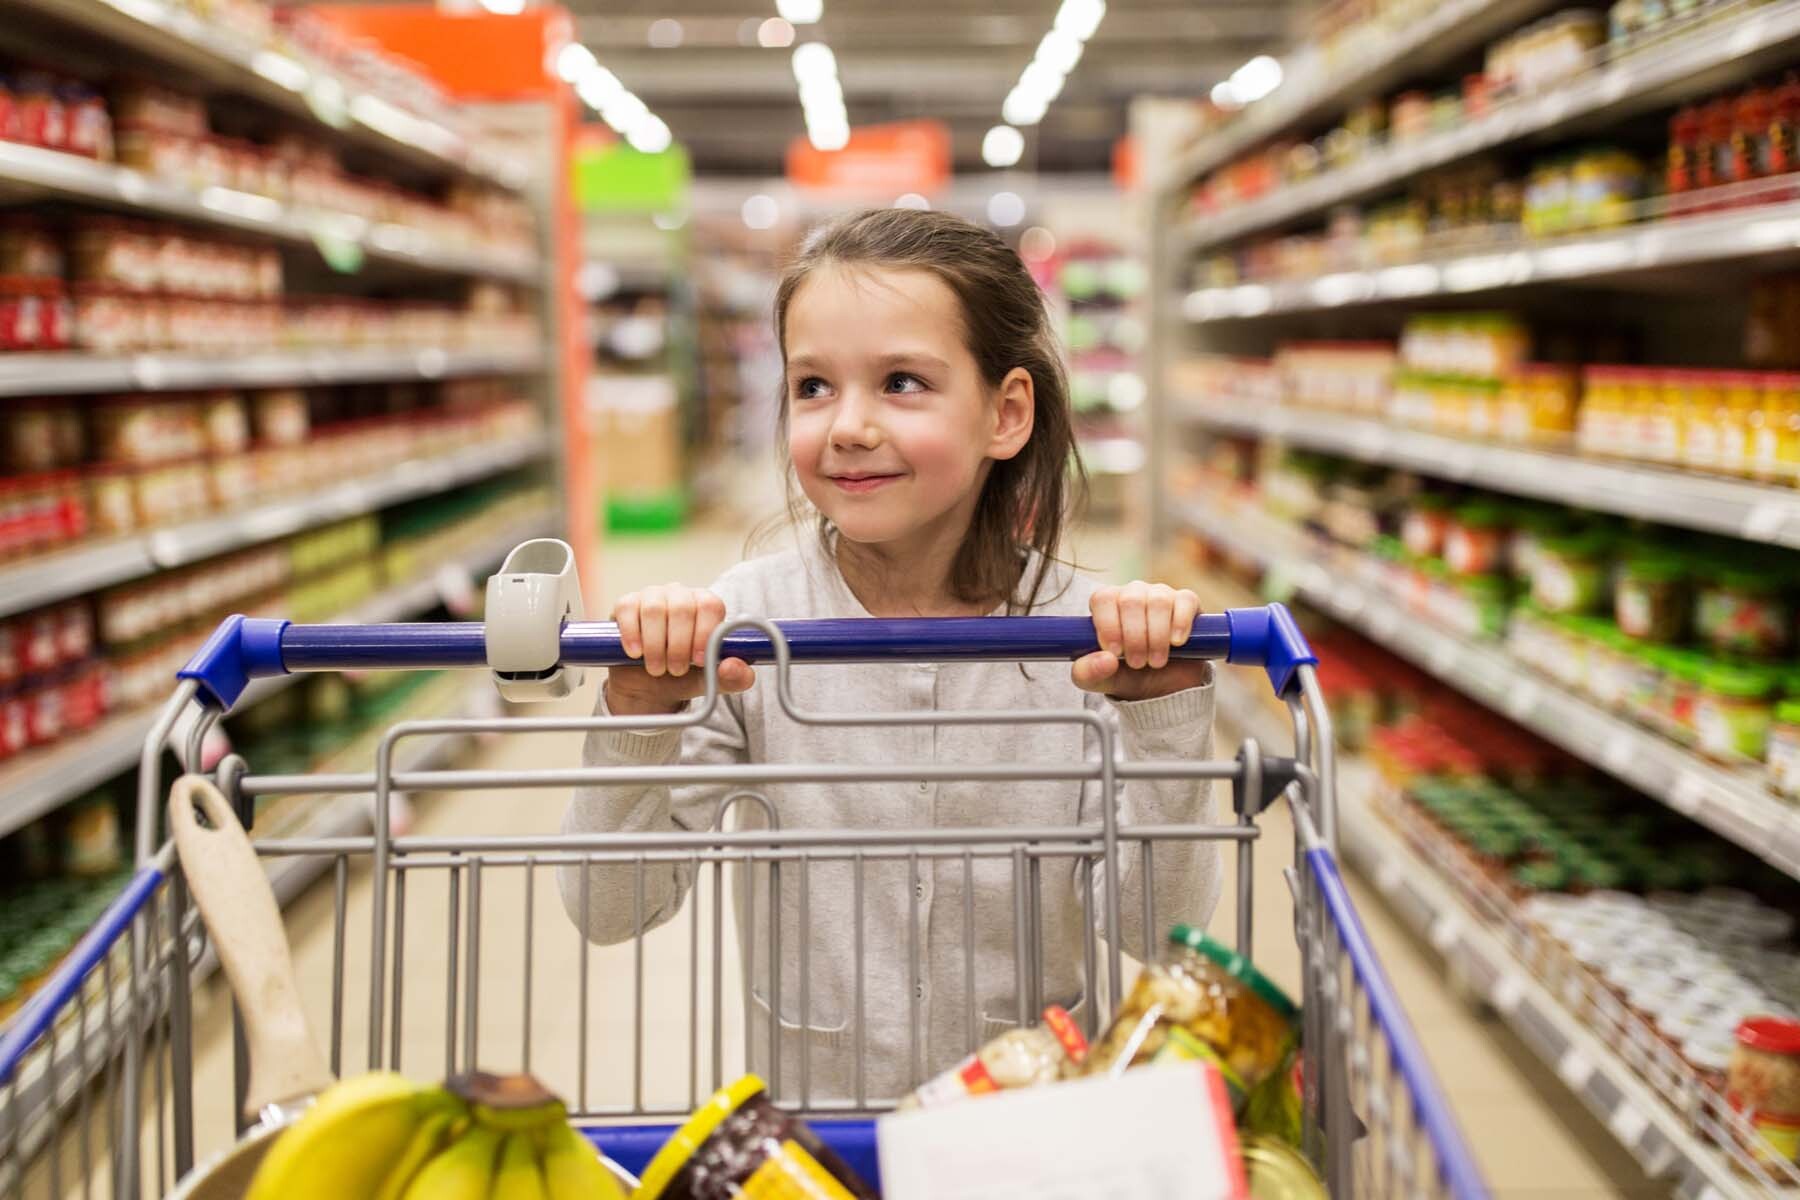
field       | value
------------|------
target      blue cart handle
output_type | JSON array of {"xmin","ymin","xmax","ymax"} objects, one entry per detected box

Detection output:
[{"xmin": 179, "ymin": 604, "xmax": 1316, "ymax": 711}]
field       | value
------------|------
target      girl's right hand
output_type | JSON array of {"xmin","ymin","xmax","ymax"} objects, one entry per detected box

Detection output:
[{"xmin": 605, "ymin": 585, "xmax": 756, "ymax": 715}]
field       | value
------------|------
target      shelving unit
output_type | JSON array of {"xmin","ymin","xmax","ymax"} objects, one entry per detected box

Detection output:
[
  {"xmin": 1179, "ymin": 493, "xmax": 1800, "ymax": 878},
  {"xmin": 1180, "ymin": 400, "xmax": 1800, "ymax": 547},
  {"xmin": 0, "ymin": 431, "xmax": 548, "ymax": 618},
  {"xmin": 7, "ymin": 0, "xmax": 528, "ymax": 189},
  {"xmin": 1334, "ymin": 765, "xmax": 1781, "ymax": 1200},
  {"xmin": 0, "ymin": 347, "xmax": 544, "ymax": 399},
  {"xmin": 0, "ymin": 506, "xmax": 555, "ymax": 841},
  {"xmin": 0, "ymin": 142, "xmax": 539, "ymax": 284},
  {"xmin": 1180, "ymin": 199, "xmax": 1800, "ymax": 320},
  {"xmin": 0, "ymin": 666, "xmax": 498, "ymax": 1191},
  {"xmin": 1162, "ymin": 0, "xmax": 1562, "ymax": 189},
  {"xmin": 1175, "ymin": 0, "xmax": 1800, "ymax": 255}
]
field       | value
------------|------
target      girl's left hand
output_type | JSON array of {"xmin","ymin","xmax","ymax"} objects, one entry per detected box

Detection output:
[{"xmin": 1073, "ymin": 582, "xmax": 1211, "ymax": 701}]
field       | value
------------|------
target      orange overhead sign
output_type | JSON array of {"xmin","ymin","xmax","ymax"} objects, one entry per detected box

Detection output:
[{"xmin": 786, "ymin": 120, "xmax": 952, "ymax": 195}]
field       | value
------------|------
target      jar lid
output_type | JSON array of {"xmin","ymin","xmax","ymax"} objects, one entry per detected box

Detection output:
[
  {"xmin": 1737, "ymin": 1014, "xmax": 1800, "ymax": 1055},
  {"xmin": 1622, "ymin": 550, "xmax": 1686, "ymax": 581},
  {"xmin": 636, "ymin": 1074, "xmax": 767, "ymax": 1200},
  {"xmin": 1700, "ymin": 662, "xmax": 1779, "ymax": 697},
  {"xmin": 1168, "ymin": 924, "xmax": 1299, "ymax": 1022}
]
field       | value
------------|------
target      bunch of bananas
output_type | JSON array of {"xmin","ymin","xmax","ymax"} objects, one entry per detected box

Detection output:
[{"xmin": 247, "ymin": 1070, "xmax": 627, "ymax": 1200}]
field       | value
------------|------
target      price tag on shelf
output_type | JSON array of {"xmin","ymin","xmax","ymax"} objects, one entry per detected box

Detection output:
[
  {"xmin": 305, "ymin": 76, "xmax": 351, "ymax": 129},
  {"xmin": 1505, "ymin": 682, "xmax": 1540, "ymax": 721},
  {"xmin": 1740, "ymin": 500, "xmax": 1792, "ymax": 542},
  {"xmin": 1670, "ymin": 773, "xmax": 1708, "ymax": 817},
  {"xmin": 1556, "ymin": 1050, "xmax": 1595, "ymax": 1091},
  {"xmin": 1607, "ymin": 1104, "xmax": 1650, "ymax": 1150},
  {"xmin": 1489, "ymin": 974, "xmax": 1524, "ymax": 1016}
]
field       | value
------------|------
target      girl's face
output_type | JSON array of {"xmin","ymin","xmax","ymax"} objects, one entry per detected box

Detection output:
[{"xmin": 783, "ymin": 264, "xmax": 1033, "ymax": 554}]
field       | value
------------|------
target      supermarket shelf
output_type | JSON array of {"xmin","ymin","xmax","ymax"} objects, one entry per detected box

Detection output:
[
  {"xmin": 0, "ymin": 345, "xmax": 543, "ymax": 399},
  {"xmin": 1161, "ymin": 0, "xmax": 1559, "ymax": 191},
  {"xmin": 1182, "ymin": 400, "xmax": 1800, "ymax": 548},
  {"xmin": 0, "ymin": 673, "xmax": 490, "ymax": 1194},
  {"xmin": 1181, "ymin": 200, "xmax": 1800, "ymax": 321},
  {"xmin": 1176, "ymin": 0, "xmax": 1800, "ymax": 254},
  {"xmin": 1178, "ymin": 496, "xmax": 1800, "ymax": 879},
  {"xmin": 1337, "ymin": 778, "xmax": 1777, "ymax": 1199},
  {"xmin": 0, "ymin": 142, "xmax": 539, "ymax": 284},
  {"xmin": 8, "ymin": 0, "xmax": 528, "ymax": 191},
  {"xmin": 0, "ymin": 431, "xmax": 548, "ymax": 618},
  {"xmin": 0, "ymin": 508, "xmax": 555, "ymax": 840}
]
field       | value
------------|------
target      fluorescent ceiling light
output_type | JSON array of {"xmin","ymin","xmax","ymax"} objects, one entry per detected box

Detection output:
[
  {"xmin": 1018, "ymin": 61, "xmax": 1065, "ymax": 106},
  {"xmin": 777, "ymin": 0, "xmax": 822, "ymax": 23},
  {"xmin": 1036, "ymin": 29, "xmax": 1083, "ymax": 75},
  {"xmin": 555, "ymin": 42, "xmax": 597, "ymax": 82},
  {"xmin": 791, "ymin": 41, "xmax": 837, "ymax": 80},
  {"xmin": 982, "ymin": 124, "xmax": 1024, "ymax": 168},
  {"xmin": 1053, "ymin": 0, "xmax": 1106, "ymax": 41},
  {"xmin": 758, "ymin": 17, "xmax": 795, "ymax": 47},
  {"xmin": 1228, "ymin": 54, "xmax": 1282, "ymax": 103},
  {"xmin": 576, "ymin": 66, "xmax": 624, "ymax": 108},
  {"xmin": 627, "ymin": 114, "xmax": 672, "ymax": 154},
  {"xmin": 1002, "ymin": 89, "xmax": 1048, "ymax": 127}
]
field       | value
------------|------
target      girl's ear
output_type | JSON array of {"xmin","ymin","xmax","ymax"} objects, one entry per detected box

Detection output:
[{"xmin": 987, "ymin": 366, "xmax": 1035, "ymax": 461}]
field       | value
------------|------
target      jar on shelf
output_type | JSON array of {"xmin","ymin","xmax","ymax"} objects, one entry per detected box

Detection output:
[
  {"xmin": 1767, "ymin": 700, "xmax": 1800, "ymax": 802},
  {"xmin": 1682, "ymin": 370, "xmax": 1727, "ymax": 474},
  {"xmin": 1531, "ymin": 530, "xmax": 1613, "ymax": 614},
  {"xmin": 1444, "ymin": 502, "xmax": 1510, "ymax": 575},
  {"xmin": 1615, "ymin": 550, "xmax": 1689, "ymax": 643},
  {"xmin": 1695, "ymin": 662, "xmax": 1779, "ymax": 764},
  {"xmin": 1696, "ymin": 568, "xmax": 1791, "ymax": 659}
]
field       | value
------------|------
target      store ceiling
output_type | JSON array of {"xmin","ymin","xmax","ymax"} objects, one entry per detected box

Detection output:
[{"xmin": 568, "ymin": 0, "xmax": 1300, "ymax": 175}]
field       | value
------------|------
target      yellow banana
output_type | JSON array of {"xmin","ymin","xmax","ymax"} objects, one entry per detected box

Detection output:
[
  {"xmin": 247, "ymin": 1073, "xmax": 453, "ymax": 1200},
  {"xmin": 399, "ymin": 1121, "xmax": 506, "ymax": 1200},
  {"xmin": 373, "ymin": 1106, "xmax": 464, "ymax": 1200},
  {"xmin": 491, "ymin": 1131, "xmax": 550, "ymax": 1200},
  {"xmin": 540, "ymin": 1119, "xmax": 627, "ymax": 1200}
]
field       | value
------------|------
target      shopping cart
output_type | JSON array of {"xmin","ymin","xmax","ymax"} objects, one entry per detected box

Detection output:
[{"xmin": 0, "ymin": 592, "xmax": 1489, "ymax": 1198}]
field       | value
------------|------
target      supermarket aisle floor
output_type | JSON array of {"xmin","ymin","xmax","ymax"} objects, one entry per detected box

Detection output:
[{"xmin": 167, "ymin": 497, "xmax": 1660, "ymax": 1198}]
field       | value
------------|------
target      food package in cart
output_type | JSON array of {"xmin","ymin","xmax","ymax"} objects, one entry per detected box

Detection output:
[
  {"xmin": 878, "ymin": 1061, "xmax": 1248, "ymax": 1199},
  {"xmin": 898, "ymin": 1004, "xmax": 1088, "ymax": 1109}
]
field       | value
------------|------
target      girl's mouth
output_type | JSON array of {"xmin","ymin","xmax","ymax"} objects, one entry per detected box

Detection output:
[{"xmin": 829, "ymin": 473, "xmax": 903, "ymax": 494}]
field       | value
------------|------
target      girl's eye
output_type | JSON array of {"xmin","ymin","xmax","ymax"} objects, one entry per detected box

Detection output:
[
  {"xmin": 792, "ymin": 376, "xmax": 829, "ymax": 400},
  {"xmin": 886, "ymin": 372, "xmax": 926, "ymax": 394}
]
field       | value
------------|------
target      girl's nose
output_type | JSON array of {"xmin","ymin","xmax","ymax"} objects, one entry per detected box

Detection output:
[{"xmin": 828, "ymin": 389, "xmax": 883, "ymax": 449}]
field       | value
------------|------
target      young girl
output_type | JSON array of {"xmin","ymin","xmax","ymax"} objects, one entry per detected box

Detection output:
[{"xmin": 560, "ymin": 208, "xmax": 1220, "ymax": 1105}]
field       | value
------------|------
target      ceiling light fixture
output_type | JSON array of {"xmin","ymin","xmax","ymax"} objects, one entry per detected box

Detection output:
[
  {"xmin": 646, "ymin": 18, "xmax": 684, "ymax": 48},
  {"xmin": 792, "ymin": 37, "xmax": 849, "ymax": 152},
  {"xmin": 997, "ymin": 0, "xmax": 1103, "ymax": 134},
  {"xmin": 982, "ymin": 124, "xmax": 1024, "ymax": 168},
  {"xmin": 555, "ymin": 42, "xmax": 597, "ymax": 83},
  {"xmin": 777, "ymin": 0, "xmax": 823, "ymax": 23}
]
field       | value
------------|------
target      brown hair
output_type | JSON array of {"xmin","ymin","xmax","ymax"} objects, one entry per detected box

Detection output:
[{"xmin": 769, "ymin": 207, "xmax": 1086, "ymax": 613}]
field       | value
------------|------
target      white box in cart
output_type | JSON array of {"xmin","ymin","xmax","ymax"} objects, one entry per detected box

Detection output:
[{"xmin": 876, "ymin": 1063, "xmax": 1248, "ymax": 1199}]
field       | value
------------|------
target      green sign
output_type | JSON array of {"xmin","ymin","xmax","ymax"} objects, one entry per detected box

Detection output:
[{"xmin": 573, "ymin": 139, "xmax": 690, "ymax": 213}]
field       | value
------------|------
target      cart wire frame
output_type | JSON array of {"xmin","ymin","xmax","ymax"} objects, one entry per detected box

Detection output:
[{"xmin": 0, "ymin": 605, "xmax": 1490, "ymax": 1199}]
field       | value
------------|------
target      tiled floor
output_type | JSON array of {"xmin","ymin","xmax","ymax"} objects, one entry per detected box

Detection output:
[{"xmin": 153, "ymin": 499, "xmax": 1665, "ymax": 1196}]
